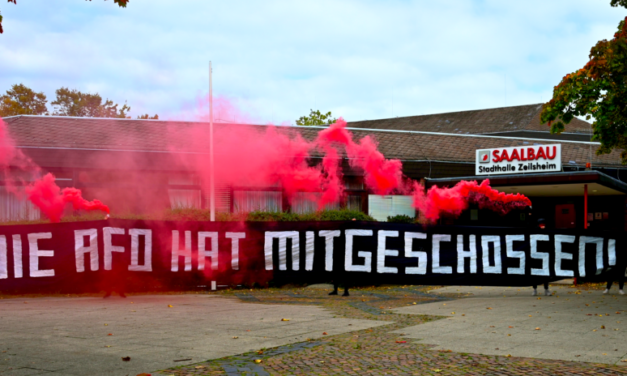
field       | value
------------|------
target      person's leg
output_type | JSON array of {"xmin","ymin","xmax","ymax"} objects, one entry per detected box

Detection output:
[
  {"xmin": 103, "ymin": 290, "xmax": 112, "ymax": 298},
  {"xmin": 329, "ymin": 282, "xmax": 339, "ymax": 296},
  {"xmin": 604, "ymin": 280, "xmax": 613, "ymax": 294},
  {"xmin": 544, "ymin": 282, "xmax": 551, "ymax": 296},
  {"xmin": 532, "ymin": 285, "xmax": 538, "ymax": 296},
  {"xmin": 342, "ymin": 283, "xmax": 350, "ymax": 297},
  {"xmin": 619, "ymin": 270, "xmax": 625, "ymax": 294}
]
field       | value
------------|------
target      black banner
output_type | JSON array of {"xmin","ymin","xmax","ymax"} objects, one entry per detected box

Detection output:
[{"xmin": 0, "ymin": 219, "xmax": 624, "ymax": 293}]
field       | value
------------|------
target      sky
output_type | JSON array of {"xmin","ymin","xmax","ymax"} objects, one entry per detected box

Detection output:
[{"xmin": 0, "ymin": 0, "xmax": 625, "ymax": 125}]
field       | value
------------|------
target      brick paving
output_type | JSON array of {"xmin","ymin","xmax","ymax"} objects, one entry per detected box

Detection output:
[{"xmin": 158, "ymin": 285, "xmax": 627, "ymax": 376}]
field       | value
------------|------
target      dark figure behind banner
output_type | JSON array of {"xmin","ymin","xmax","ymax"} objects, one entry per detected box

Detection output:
[
  {"xmin": 604, "ymin": 264, "xmax": 626, "ymax": 295},
  {"xmin": 532, "ymin": 218, "xmax": 551, "ymax": 296},
  {"xmin": 329, "ymin": 282, "xmax": 350, "ymax": 297}
]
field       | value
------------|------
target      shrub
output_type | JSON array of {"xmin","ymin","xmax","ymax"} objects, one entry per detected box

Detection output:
[{"xmin": 386, "ymin": 214, "xmax": 415, "ymax": 223}]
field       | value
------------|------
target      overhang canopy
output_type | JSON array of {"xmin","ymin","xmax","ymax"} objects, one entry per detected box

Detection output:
[{"xmin": 425, "ymin": 171, "xmax": 627, "ymax": 197}]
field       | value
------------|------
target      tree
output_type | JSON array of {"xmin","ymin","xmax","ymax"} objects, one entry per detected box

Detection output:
[
  {"xmin": 1, "ymin": 0, "xmax": 128, "ymax": 34},
  {"xmin": 0, "ymin": 83, "xmax": 48, "ymax": 117},
  {"xmin": 51, "ymin": 87, "xmax": 130, "ymax": 118},
  {"xmin": 540, "ymin": 1, "xmax": 627, "ymax": 162},
  {"xmin": 296, "ymin": 109, "xmax": 338, "ymax": 126},
  {"xmin": 137, "ymin": 114, "xmax": 159, "ymax": 119}
]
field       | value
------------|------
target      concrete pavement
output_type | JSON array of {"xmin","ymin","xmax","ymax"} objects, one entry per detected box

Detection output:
[
  {"xmin": 393, "ymin": 285, "xmax": 627, "ymax": 365},
  {"xmin": 0, "ymin": 294, "xmax": 390, "ymax": 376}
]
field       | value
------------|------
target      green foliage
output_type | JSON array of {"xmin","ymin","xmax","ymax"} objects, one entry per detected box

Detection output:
[
  {"xmin": 137, "ymin": 114, "xmax": 159, "ymax": 120},
  {"xmin": 540, "ymin": 5, "xmax": 627, "ymax": 162},
  {"xmin": 295, "ymin": 109, "xmax": 338, "ymax": 126},
  {"xmin": 0, "ymin": 208, "xmax": 375, "ymax": 225},
  {"xmin": 51, "ymin": 87, "xmax": 130, "ymax": 118},
  {"xmin": 247, "ymin": 209, "xmax": 375, "ymax": 222},
  {"xmin": 0, "ymin": 84, "xmax": 48, "ymax": 117},
  {"xmin": 386, "ymin": 214, "xmax": 415, "ymax": 223}
]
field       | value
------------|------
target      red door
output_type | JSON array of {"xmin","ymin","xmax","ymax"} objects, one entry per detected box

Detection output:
[{"xmin": 555, "ymin": 204, "xmax": 576, "ymax": 229}]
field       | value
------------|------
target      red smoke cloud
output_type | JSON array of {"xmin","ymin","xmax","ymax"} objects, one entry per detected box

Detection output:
[
  {"xmin": 171, "ymin": 100, "xmax": 530, "ymax": 217},
  {"xmin": 0, "ymin": 119, "xmax": 109, "ymax": 222},
  {"xmin": 316, "ymin": 119, "xmax": 404, "ymax": 195},
  {"xmin": 1, "ymin": 95, "xmax": 529, "ymax": 222},
  {"xmin": 412, "ymin": 179, "xmax": 532, "ymax": 223}
]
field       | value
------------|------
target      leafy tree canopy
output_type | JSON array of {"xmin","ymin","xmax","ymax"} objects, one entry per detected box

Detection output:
[
  {"xmin": 296, "ymin": 109, "xmax": 338, "ymax": 126},
  {"xmin": 0, "ymin": 83, "xmax": 48, "ymax": 117},
  {"xmin": 541, "ymin": 1, "xmax": 627, "ymax": 161},
  {"xmin": 137, "ymin": 114, "xmax": 159, "ymax": 119},
  {"xmin": 1, "ymin": 0, "xmax": 128, "ymax": 34},
  {"xmin": 51, "ymin": 87, "xmax": 130, "ymax": 118}
]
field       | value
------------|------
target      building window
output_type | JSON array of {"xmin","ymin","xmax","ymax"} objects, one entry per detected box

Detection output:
[
  {"xmin": 169, "ymin": 189, "xmax": 202, "ymax": 209},
  {"xmin": 0, "ymin": 186, "xmax": 41, "ymax": 222},
  {"xmin": 233, "ymin": 190, "xmax": 282, "ymax": 213},
  {"xmin": 368, "ymin": 195, "xmax": 415, "ymax": 221},
  {"xmin": 292, "ymin": 192, "xmax": 340, "ymax": 214}
]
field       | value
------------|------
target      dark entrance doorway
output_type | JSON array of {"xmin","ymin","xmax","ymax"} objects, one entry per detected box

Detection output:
[{"xmin": 555, "ymin": 203, "xmax": 576, "ymax": 229}]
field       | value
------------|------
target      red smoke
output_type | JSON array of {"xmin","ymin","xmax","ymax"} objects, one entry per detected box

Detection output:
[
  {"xmin": 172, "ymin": 100, "xmax": 530, "ymax": 218},
  {"xmin": 25, "ymin": 174, "xmax": 110, "ymax": 223},
  {"xmin": 0, "ymin": 119, "xmax": 109, "ymax": 222},
  {"xmin": 412, "ymin": 179, "xmax": 532, "ymax": 223},
  {"xmin": 316, "ymin": 119, "xmax": 404, "ymax": 195}
]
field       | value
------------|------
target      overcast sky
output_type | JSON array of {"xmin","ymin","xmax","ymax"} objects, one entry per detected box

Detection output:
[{"xmin": 0, "ymin": 0, "xmax": 625, "ymax": 124}]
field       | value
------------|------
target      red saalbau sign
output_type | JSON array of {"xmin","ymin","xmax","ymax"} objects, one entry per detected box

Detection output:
[{"xmin": 475, "ymin": 144, "xmax": 561, "ymax": 175}]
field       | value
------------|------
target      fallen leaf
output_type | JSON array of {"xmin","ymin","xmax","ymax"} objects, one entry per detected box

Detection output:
[
  {"xmin": 254, "ymin": 359, "xmax": 262, "ymax": 364},
  {"xmin": 622, "ymin": 359, "xmax": 627, "ymax": 362},
  {"xmin": 486, "ymin": 307, "xmax": 492, "ymax": 310},
  {"xmin": 593, "ymin": 329, "xmax": 597, "ymax": 332},
  {"xmin": 105, "ymin": 345, "xmax": 111, "ymax": 348},
  {"xmin": 322, "ymin": 332, "xmax": 328, "ymax": 335},
  {"xmin": 281, "ymin": 318, "xmax": 290, "ymax": 321},
  {"xmin": 137, "ymin": 374, "xmax": 151, "ymax": 376},
  {"xmin": 451, "ymin": 312, "xmax": 455, "ymax": 315},
  {"xmin": 396, "ymin": 340, "xmax": 407, "ymax": 344},
  {"xmin": 529, "ymin": 315, "xmax": 532, "ymax": 317},
  {"xmin": 462, "ymin": 314, "xmax": 465, "ymax": 316},
  {"xmin": 232, "ymin": 336, "xmax": 238, "ymax": 339},
  {"xmin": 195, "ymin": 366, "xmax": 205, "ymax": 369},
  {"xmin": 507, "ymin": 334, "xmax": 511, "ymax": 336},
  {"xmin": 603, "ymin": 353, "xmax": 607, "ymax": 355},
  {"xmin": 104, "ymin": 324, "xmax": 108, "ymax": 326},
  {"xmin": 601, "ymin": 325, "xmax": 606, "ymax": 329},
  {"xmin": 535, "ymin": 327, "xmax": 541, "ymax": 330},
  {"xmin": 168, "ymin": 305, "xmax": 173, "ymax": 308},
  {"xmin": 413, "ymin": 302, "xmax": 417, "ymax": 305},
  {"xmin": 121, "ymin": 356, "xmax": 131, "ymax": 362},
  {"xmin": 507, "ymin": 354, "xmax": 511, "ymax": 357},
  {"xmin": 108, "ymin": 333, "xmax": 113, "ymax": 336},
  {"xmin": 508, "ymin": 326, "xmax": 513, "ymax": 328}
]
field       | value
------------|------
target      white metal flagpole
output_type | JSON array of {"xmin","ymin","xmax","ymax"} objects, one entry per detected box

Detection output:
[{"xmin": 209, "ymin": 62, "xmax": 215, "ymax": 222}]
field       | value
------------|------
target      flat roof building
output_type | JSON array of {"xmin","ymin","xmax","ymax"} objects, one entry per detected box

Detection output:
[{"xmin": 1, "ymin": 103, "xmax": 625, "ymax": 229}]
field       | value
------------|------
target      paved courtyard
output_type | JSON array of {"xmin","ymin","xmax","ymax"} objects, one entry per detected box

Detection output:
[
  {"xmin": 393, "ymin": 285, "xmax": 627, "ymax": 364},
  {"xmin": 0, "ymin": 294, "xmax": 388, "ymax": 376},
  {"xmin": 1, "ymin": 284, "xmax": 626, "ymax": 375}
]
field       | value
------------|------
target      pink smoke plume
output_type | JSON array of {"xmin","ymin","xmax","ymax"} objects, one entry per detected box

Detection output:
[
  {"xmin": 26, "ymin": 174, "xmax": 110, "ymax": 223},
  {"xmin": 173, "ymin": 99, "xmax": 531, "ymax": 217},
  {"xmin": 412, "ymin": 179, "xmax": 532, "ymax": 223},
  {"xmin": 0, "ymin": 119, "xmax": 110, "ymax": 222},
  {"xmin": 316, "ymin": 119, "xmax": 404, "ymax": 195}
]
